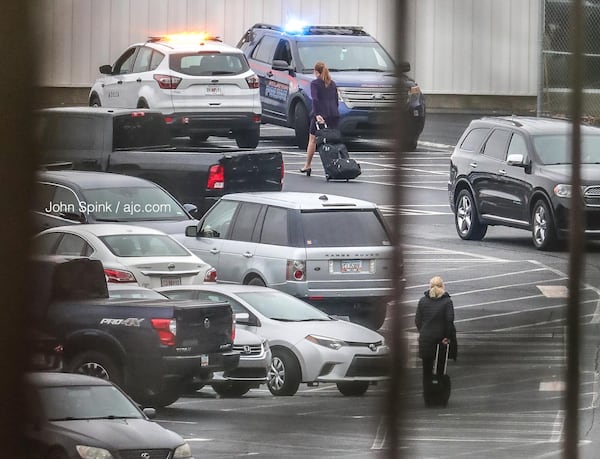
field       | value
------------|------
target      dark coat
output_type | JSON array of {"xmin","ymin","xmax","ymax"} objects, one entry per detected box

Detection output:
[
  {"xmin": 309, "ymin": 77, "xmax": 340, "ymax": 131},
  {"xmin": 415, "ymin": 291, "xmax": 458, "ymax": 360}
]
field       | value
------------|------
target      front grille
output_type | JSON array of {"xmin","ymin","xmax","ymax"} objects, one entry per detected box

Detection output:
[
  {"xmin": 233, "ymin": 343, "xmax": 264, "ymax": 356},
  {"xmin": 345, "ymin": 355, "xmax": 390, "ymax": 377},
  {"xmin": 119, "ymin": 449, "xmax": 171, "ymax": 459},
  {"xmin": 338, "ymin": 86, "xmax": 396, "ymax": 109},
  {"xmin": 584, "ymin": 186, "xmax": 600, "ymax": 207}
]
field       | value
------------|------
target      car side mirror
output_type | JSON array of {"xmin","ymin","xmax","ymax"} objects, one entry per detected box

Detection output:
[
  {"xmin": 398, "ymin": 61, "xmax": 411, "ymax": 73},
  {"xmin": 272, "ymin": 60, "xmax": 291, "ymax": 72},
  {"xmin": 183, "ymin": 203, "xmax": 198, "ymax": 215},
  {"xmin": 99, "ymin": 64, "xmax": 113, "ymax": 75},
  {"xmin": 142, "ymin": 407, "xmax": 156, "ymax": 419},
  {"xmin": 235, "ymin": 312, "xmax": 259, "ymax": 327},
  {"xmin": 506, "ymin": 153, "xmax": 525, "ymax": 167},
  {"xmin": 185, "ymin": 225, "xmax": 198, "ymax": 237},
  {"xmin": 59, "ymin": 211, "xmax": 86, "ymax": 224}
]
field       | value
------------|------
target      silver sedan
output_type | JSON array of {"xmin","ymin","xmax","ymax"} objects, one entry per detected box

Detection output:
[{"xmin": 157, "ymin": 285, "xmax": 390, "ymax": 396}]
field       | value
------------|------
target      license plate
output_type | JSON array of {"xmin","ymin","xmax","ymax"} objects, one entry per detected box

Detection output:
[
  {"xmin": 206, "ymin": 85, "xmax": 222, "ymax": 96},
  {"xmin": 201, "ymin": 354, "xmax": 209, "ymax": 367},
  {"xmin": 161, "ymin": 276, "xmax": 181, "ymax": 287},
  {"xmin": 341, "ymin": 260, "xmax": 363, "ymax": 273}
]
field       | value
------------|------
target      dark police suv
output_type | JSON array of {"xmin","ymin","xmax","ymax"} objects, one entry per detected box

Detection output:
[
  {"xmin": 237, "ymin": 22, "xmax": 425, "ymax": 150},
  {"xmin": 448, "ymin": 116, "xmax": 600, "ymax": 250}
]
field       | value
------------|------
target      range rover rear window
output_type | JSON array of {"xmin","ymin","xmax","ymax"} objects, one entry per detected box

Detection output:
[{"xmin": 300, "ymin": 210, "xmax": 391, "ymax": 247}]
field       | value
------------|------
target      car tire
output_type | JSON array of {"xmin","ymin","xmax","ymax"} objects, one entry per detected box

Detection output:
[
  {"xmin": 143, "ymin": 387, "xmax": 182, "ymax": 409},
  {"xmin": 137, "ymin": 99, "xmax": 149, "ymax": 109},
  {"xmin": 294, "ymin": 103, "xmax": 310, "ymax": 150},
  {"xmin": 212, "ymin": 382, "xmax": 252, "ymax": 397},
  {"xmin": 66, "ymin": 351, "xmax": 122, "ymax": 386},
  {"xmin": 454, "ymin": 189, "xmax": 487, "ymax": 241},
  {"xmin": 235, "ymin": 127, "xmax": 260, "ymax": 149},
  {"xmin": 247, "ymin": 276, "xmax": 266, "ymax": 287},
  {"xmin": 89, "ymin": 95, "xmax": 101, "ymax": 107},
  {"xmin": 531, "ymin": 199, "xmax": 558, "ymax": 251},
  {"xmin": 267, "ymin": 348, "xmax": 301, "ymax": 396},
  {"xmin": 336, "ymin": 381, "xmax": 370, "ymax": 396}
]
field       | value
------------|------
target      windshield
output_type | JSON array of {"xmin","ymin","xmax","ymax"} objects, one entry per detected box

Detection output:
[
  {"xmin": 297, "ymin": 41, "xmax": 395, "ymax": 73},
  {"xmin": 236, "ymin": 291, "xmax": 332, "ymax": 321},
  {"xmin": 533, "ymin": 134, "xmax": 600, "ymax": 165},
  {"xmin": 40, "ymin": 385, "xmax": 142, "ymax": 421},
  {"xmin": 170, "ymin": 52, "xmax": 250, "ymax": 76},
  {"xmin": 81, "ymin": 186, "xmax": 188, "ymax": 222},
  {"xmin": 100, "ymin": 234, "xmax": 191, "ymax": 257},
  {"xmin": 300, "ymin": 210, "xmax": 391, "ymax": 247}
]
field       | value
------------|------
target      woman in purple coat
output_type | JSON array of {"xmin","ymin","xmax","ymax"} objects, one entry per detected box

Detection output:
[{"xmin": 300, "ymin": 61, "xmax": 340, "ymax": 176}]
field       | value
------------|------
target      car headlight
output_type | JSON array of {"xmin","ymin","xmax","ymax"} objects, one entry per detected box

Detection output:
[
  {"xmin": 76, "ymin": 446, "xmax": 114, "ymax": 459},
  {"xmin": 554, "ymin": 184, "xmax": 572, "ymax": 198},
  {"xmin": 305, "ymin": 334, "xmax": 347, "ymax": 350},
  {"xmin": 174, "ymin": 442, "xmax": 193, "ymax": 458}
]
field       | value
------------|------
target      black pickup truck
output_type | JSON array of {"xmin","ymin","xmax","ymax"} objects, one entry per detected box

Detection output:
[
  {"xmin": 35, "ymin": 107, "xmax": 283, "ymax": 216},
  {"xmin": 28, "ymin": 256, "xmax": 240, "ymax": 408}
]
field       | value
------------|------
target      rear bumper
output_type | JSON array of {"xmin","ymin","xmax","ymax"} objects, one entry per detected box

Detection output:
[{"xmin": 165, "ymin": 112, "xmax": 261, "ymax": 136}]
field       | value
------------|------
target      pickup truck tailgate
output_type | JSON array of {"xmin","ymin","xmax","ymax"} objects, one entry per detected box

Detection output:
[
  {"xmin": 174, "ymin": 301, "xmax": 233, "ymax": 353},
  {"xmin": 222, "ymin": 150, "xmax": 283, "ymax": 192}
]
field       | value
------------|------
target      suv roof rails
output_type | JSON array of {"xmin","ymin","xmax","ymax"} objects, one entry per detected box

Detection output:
[{"xmin": 481, "ymin": 116, "xmax": 523, "ymax": 128}]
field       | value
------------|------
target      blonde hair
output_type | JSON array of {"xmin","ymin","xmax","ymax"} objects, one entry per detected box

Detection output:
[
  {"xmin": 314, "ymin": 61, "xmax": 332, "ymax": 87},
  {"xmin": 429, "ymin": 276, "xmax": 445, "ymax": 299}
]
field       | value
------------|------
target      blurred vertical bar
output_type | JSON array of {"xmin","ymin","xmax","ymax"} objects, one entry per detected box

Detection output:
[
  {"xmin": 565, "ymin": 0, "xmax": 584, "ymax": 457},
  {"xmin": 0, "ymin": 2, "xmax": 38, "ymax": 457},
  {"xmin": 385, "ymin": 0, "xmax": 408, "ymax": 457},
  {"xmin": 537, "ymin": 0, "xmax": 545, "ymax": 117}
]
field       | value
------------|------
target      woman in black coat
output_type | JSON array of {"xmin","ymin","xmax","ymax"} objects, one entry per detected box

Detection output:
[{"xmin": 415, "ymin": 276, "xmax": 457, "ymax": 398}]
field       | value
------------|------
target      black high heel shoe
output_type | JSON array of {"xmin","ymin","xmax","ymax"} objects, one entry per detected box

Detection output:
[{"xmin": 299, "ymin": 167, "xmax": 312, "ymax": 177}]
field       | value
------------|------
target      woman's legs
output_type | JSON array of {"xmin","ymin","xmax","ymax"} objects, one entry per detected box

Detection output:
[
  {"xmin": 301, "ymin": 134, "xmax": 316, "ymax": 171},
  {"xmin": 421, "ymin": 357, "xmax": 434, "ymax": 397}
]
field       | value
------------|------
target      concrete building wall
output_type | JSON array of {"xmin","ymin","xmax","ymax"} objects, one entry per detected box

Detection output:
[{"xmin": 31, "ymin": 0, "xmax": 540, "ymax": 111}]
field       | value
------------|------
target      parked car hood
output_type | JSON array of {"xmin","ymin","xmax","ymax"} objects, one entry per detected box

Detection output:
[
  {"xmin": 538, "ymin": 163, "xmax": 600, "ymax": 184},
  {"xmin": 50, "ymin": 418, "xmax": 183, "ymax": 449}
]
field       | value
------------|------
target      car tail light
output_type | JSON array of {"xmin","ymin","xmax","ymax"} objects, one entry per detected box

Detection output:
[
  {"xmin": 153, "ymin": 74, "xmax": 182, "ymax": 89},
  {"xmin": 286, "ymin": 260, "xmax": 305, "ymax": 281},
  {"xmin": 245, "ymin": 74, "xmax": 260, "ymax": 89},
  {"xmin": 164, "ymin": 116, "xmax": 174, "ymax": 124},
  {"xmin": 207, "ymin": 164, "xmax": 224, "ymax": 189},
  {"xmin": 130, "ymin": 111, "xmax": 146, "ymax": 117},
  {"xmin": 252, "ymin": 114, "xmax": 262, "ymax": 123},
  {"xmin": 151, "ymin": 318, "xmax": 177, "ymax": 346},
  {"xmin": 204, "ymin": 267, "xmax": 217, "ymax": 282},
  {"xmin": 104, "ymin": 268, "xmax": 137, "ymax": 283},
  {"xmin": 231, "ymin": 323, "xmax": 236, "ymax": 341}
]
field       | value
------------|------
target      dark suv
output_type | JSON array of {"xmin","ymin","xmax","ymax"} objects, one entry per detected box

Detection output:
[
  {"xmin": 237, "ymin": 23, "xmax": 425, "ymax": 149},
  {"xmin": 448, "ymin": 116, "xmax": 600, "ymax": 250}
]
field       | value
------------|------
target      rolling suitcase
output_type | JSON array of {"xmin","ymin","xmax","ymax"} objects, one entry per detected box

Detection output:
[
  {"xmin": 315, "ymin": 123, "xmax": 361, "ymax": 182},
  {"xmin": 424, "ymin": 343, "xmax": 451, "ymax": 407}
]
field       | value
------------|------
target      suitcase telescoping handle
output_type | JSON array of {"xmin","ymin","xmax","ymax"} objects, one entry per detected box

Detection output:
[
  {"xmin": 432, "ymin": 343, "xmax": 450, "ymax": 376},
  {"xmin": 315, "ymin": 121, "xmax": 328, "ymax": 130}
]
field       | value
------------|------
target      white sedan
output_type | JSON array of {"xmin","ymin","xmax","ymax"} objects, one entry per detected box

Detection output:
[
  {"xmin": 32, "ymin": 224, "xmax": 215, "ymax": 288},
  {"xmin": 157, "ymin": 285, "xmax": 390, "ymax": 396}
]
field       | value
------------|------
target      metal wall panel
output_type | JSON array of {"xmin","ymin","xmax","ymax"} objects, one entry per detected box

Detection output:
[{"xmin": 33, "ymin": 0, "xmax": 538, "ymax": 97}]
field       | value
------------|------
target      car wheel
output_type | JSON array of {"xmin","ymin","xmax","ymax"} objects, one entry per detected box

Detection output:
[
  {"xmin": 267, "ymin": 348, "xmax": 301, "ymax": 396},
  {"xmin": 532, "ymin": 199, "xmax": 558, "ymax": 250},
  {"xmin": 137, "ymin": 99, "xmax": 149, "ymax": 108},
  {"xmin": 336, "ymin": 381, "xmax": 370, "ymax": 396},
  {"xmin": 89, "ymin": 95, "xmax": 101, "ymax": 107},
  {"xmin": 294, "ymin": 103, "xmax": 310, "ymax": 150},
  {"xmin": 144, "ymin": 387, "xmax": 182, "ymax": 409},
  {"xmin": 67, "ymin": 351, "xmax": 122, "ymax": 386},
  {"xmin": 454, "ymin": 189, "xmax": 487, "ymax": 240},
  {"xmin": 247, "ymin": 277, "xmax": 266, "ymax": 287},
  {"xmin": 235, "ymin": 127, "xmax": 260, "ymax": 149},
  {"xmin": 212, "ymin": 382, "xmax": 252, "ymax": 397}
]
